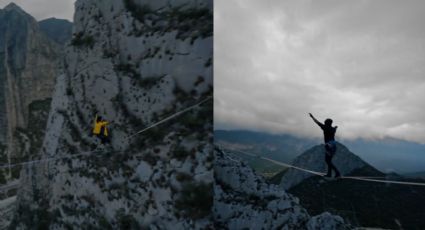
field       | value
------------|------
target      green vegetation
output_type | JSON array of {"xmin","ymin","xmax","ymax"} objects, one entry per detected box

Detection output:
[
  {"xmin": 175, "ymin": 172, "xmax": 193, "ymax": 182},
  {"xmin": 138, "ymin": 76, "xmax": 159, "ymax": 89},
  {"xmin": 66, "ymin": 87, "xmax": 73, "ymax": 96},
  {"xmin": 0, "ymin": 143, "xmax": 7, "ymax": 163},
  {"xmin": 71, "ymin": 32, "xmax": 95, "ymax": 48},
  {"xmin": 116, "ymin": 208, "xmax": 140, "ymax": 229},
  {"xmin": 29, "ymin": 98, "xmax": 52, "ymax": 111},
  {"xmin": 144, "ymin": 127, "xmax": 167, "ymax": 145},
  {"xmin": 0, "ymin": 170, "xmax": 6, "ymax": 184},
  {"xmin": 142, "ymin": 152, "xmax": 158, "ymax": 166},
  {"xmin": 180, "ymin": 112, "xmax": 205, "ymax": 131},
  {"xmin": 9, "ymin": 200, "xmax": 54, "ymax": 229},
  {"xmin": 123, "ymin": 0, "xmax": 152, "ymax": 23},
  {"xmin": 168, "ymin": 7, "xmax": 213, "ymax": 40},
  {"xmin": 172, "ymin": 86, "xmax": 191, "ymax": 102},
  {"xmin": 103, "ymin": 49, "xmax": 118, "ymax": 58},
  {"xmin": 175, "ymin": 182, "xmax": 213, "ymax": 219},
  {"xmin": 124, "ymin": 0, "xmax": 212, "ymax": 41},
  {"xmin": 115, "ymin": 63, "xmax": 140, "ymax": 78},
  {"xmin": 172, "ymin": 146, "xmax": 191, "ymax": 161},
  {"xmin": 194, "ymin": 76, "xmax": 205, "ymax": 86},
  {"xmin": 99, "ymin": 216, "xmax": 113, "ymax": 230},
  {"xmin": 204, "ymin": 58, "xmax": 212, "ymax": 67}
]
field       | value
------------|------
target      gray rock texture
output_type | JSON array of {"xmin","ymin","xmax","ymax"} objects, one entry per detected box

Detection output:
[{"xmin": 12, "ymin": 0, "xmax": 213, "ymax": 229}]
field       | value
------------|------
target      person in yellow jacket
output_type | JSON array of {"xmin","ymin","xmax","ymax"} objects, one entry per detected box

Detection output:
[{"xmin": 93, "ymin": 115, "xmax": 110, "ymax": 144}]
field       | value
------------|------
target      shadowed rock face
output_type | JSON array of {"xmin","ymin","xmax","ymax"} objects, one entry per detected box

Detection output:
[
  {"xmin": 0, "ymin": 3, "xmax": 59, "ymax": 181},
  {"xmin": 279, "ymin": 142, "xmax": 378, "ymax": 189},
  {"xmin": 213, "ymin": 147, "xmax": 352, "ymax": 230}
]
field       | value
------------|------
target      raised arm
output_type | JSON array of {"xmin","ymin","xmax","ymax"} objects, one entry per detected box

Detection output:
[{"xmin": 309, "ymin": 113, "xmax": 324, "ymax": 128}]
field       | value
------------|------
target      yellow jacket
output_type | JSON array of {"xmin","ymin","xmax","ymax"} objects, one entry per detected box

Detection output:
[{"xmin": 93, "ymin": 115, "xmax": 109, "ymax": 136}]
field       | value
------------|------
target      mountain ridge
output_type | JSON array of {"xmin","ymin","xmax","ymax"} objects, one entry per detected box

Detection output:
[{"xmin": 279, "ymin": 142, "xmax": 381, "ymax": 189}]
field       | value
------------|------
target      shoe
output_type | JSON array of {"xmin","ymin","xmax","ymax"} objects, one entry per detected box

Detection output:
[{"xmin": 324, "ymin": 174, "xmax": 332, "ymax": 178}]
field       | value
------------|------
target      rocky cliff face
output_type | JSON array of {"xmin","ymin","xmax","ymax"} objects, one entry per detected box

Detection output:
[
  {"xmin": 0, "ymin": 3, "xmax": 60, "ymax": 183},
  {"xmin": 12, "ymin": 0, "xmax": 213, "ymax": 229},
  {"xmin": 214, "ymin": 147, "xmax": 352, "ymax": 229},
  {"xmin": 279, "ymin": 143, "xmax": 376, "ymax": 190}
]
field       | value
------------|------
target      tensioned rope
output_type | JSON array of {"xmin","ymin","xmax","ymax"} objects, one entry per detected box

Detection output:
[
  {"xmin": 128, "ymin": 96, "xmax": 211, "ymax": 139},
  {"xmin": 221, "ymin": 147, "xmax": 425, "ymax": 187},
  {"xmin": 0, "ymin": 96, "xmax": 212, "ymax": 171}
]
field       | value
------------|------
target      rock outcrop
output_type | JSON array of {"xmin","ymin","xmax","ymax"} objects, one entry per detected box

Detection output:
[
  {"xmin": 214, "ymin": 147, "xmax": 352, "ymax": 230},
  {"xmin": 12, "ymin": 0, "xmax": 213, "ymax": 229}
]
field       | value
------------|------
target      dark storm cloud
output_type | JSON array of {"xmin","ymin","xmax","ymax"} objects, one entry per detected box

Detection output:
[
  {"xmin": 0, "ymin": 0, "xmax": 74, "ymax": 21},
  {"xmin": 215, "ymin": 0, "xmax": 425, "ymax": 143}
]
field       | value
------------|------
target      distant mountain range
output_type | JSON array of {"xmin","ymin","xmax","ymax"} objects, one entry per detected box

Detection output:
[
  {"xmin": 215, "ymin": 130, "xmax": 317, "ymax": 164},
  {"xmin": 215, "ymin": 129, "xmax": 425, "ymax": 174}
]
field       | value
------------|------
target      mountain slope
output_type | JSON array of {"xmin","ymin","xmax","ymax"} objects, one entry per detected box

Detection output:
[
  {"xmin": 279, "ymin": 142, "xmax": 380, "ymax": 189},
  {"xmin": 12, "ymin": 0, "xmax": 213, "ymax": 229}
]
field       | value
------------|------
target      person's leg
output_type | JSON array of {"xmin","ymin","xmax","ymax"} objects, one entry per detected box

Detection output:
[
  {"xmin": 100, "ymin": 127, "xmax": 106, "ymax": 144},
  {"xmin": 329, "ymin": 144, "xmax": 340, "ymax": 177},
  {"xmin": 332, "ymin": 158, "xmax": 340, "ymax": 177},
  {"xmin": 325, "ymin": 145, "xmax": 332, "ymax": 176}
]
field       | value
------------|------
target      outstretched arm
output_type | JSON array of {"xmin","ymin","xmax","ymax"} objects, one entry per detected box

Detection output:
[{"xmin": 309, "ymin": 113, "xmax": 323, "ymax": 128}]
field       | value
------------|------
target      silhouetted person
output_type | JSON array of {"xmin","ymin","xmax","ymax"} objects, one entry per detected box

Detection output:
[{"xmin": 309, "ymin": 113, "xmax": 341, "ymax": 178}]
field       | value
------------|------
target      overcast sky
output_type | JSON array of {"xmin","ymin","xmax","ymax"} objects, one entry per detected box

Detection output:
[
  {"xmin": 215, "ymin": 0, "xmax": 425, "ymax": 144},
  {"xmin": 0, "ymin": 0, "xmax": 74, "ymax": 21}
]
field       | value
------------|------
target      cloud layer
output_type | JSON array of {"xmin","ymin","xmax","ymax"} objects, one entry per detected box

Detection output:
[
  {"xmin": 215, "ymin": 0, "xmax": 425, "ymax": 144},
  {"xmin": 0, "ymin": 0, "xmax": 74, "ymax": 21}
]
